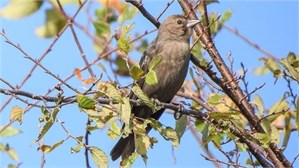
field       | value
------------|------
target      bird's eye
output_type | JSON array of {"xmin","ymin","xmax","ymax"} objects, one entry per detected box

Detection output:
[{"xmin": 177, "ymin": 20, "xmax": 182, "ymax": 24}]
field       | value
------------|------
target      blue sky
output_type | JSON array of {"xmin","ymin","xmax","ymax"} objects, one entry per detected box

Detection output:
[{"xmin": 1, "ymin": 1, "xmax": 298, "ymax": 168}]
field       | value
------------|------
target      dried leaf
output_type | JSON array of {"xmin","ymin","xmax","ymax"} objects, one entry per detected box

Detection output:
[{"xmin": 10, "ymin": 106, "xmax": 23, "ymax": 123}]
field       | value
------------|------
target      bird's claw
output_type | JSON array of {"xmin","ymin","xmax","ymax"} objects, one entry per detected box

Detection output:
[{"xmin": 174, "ymin": 103, "xmax": 184, "ymax": 120}]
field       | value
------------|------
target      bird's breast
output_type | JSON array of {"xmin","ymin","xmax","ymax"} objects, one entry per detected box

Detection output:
[{"xmin": 150, "ymin": 41, "xmax": 190, "ymax": 102}]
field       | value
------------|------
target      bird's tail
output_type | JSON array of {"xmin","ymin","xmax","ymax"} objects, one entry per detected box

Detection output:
[{"xmin": 110, "ymin": 134, "xmax": 135, "ymax": 161}]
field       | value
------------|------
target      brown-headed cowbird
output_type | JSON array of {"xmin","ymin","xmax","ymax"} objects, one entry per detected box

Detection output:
[{"xmin": 110, "ymin": 15, "xmax": 199, "ymax": 161}]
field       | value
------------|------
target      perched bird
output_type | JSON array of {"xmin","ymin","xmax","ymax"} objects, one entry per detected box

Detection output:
[{"xmin": 110, "ymin": 15, "xmax": 200, "ymax": 161}]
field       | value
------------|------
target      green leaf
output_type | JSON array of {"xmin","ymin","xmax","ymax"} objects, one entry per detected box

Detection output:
[
  {"xmin": 252, "ymin": 94, "xmax": 264, "ymax": 117},
  {"xmin": 134, "ymin": 133, "xmax": 150, "ymax": 163},
  {"xmin": 208, "ymin": 112, "xmax": 238, "ymax": 119},
  {"xmin": 7, "ymin": 164, "xmax": 18, "ymax": 168},
  {"xmin": 41, "ymin": 106, "xmax": 50, "ymax": 116},
  {"xmin": 117, "ymin": 24, "xmax": 134, "ymax": 54},
  {"xmin": 145, "ymin": 56, "xmax": 161, "ymax": 85},
  {"xmin": 175, "ymin": 115, "xmax": 187, "ymax": 142},
  {"xmin": 49, "ymin": 0, "xmax": 81, "ymax": 7},
  {"xmin": 162, "ymin": 127, "xmax": 179, "ymax": 148},
  {"xmin": 148, "ymin": 118, "xmax": 179, "ymax": 148},
  {"xmin": 145, "ymin": 70, "xmax": 158, "ymax": 85},
  {"xmin": 36, "ymin": 119, "xmax": 54, "ymax": 141},
  {"xmin": 38, "ymin": 145, "xmax": 52, "ymax": 153},
  {"xmin": 129, "ymin": 64, "xmax": 144, "ymax": 81},
  {"xmin": 221, "ymin": 9, "xmax": 232, "ymax": 23},
  {"xmin": 200, "ymin": 58, "xmax": 208, "ymax": 67},
  {"xmin": 0, "ymin": 143, "xmax": 5, "ymax": 150},
  {"xmin": 83, "ymin": 108, "xmax": 115, "ymax": 129},
  {"xmin": 268, "ymin": 96, "xmax": 288, "ymax": 122},
  {"xmin": 0, "ymin": 126, "xmax": 22, "ymax": 137},
  {"xmin": 265, "ymin": 58, "xmax": 282, "ymax": 78},
  {"xmin": 118, "ymin": 5, "xmax": 138, "ymax": 23},
  {"xmin": 208, "ymin": 94, "xmax": 222, "ymax": 105},
  {"xmin": 211, "ymin": 134, "xmax": 223, "ymax": 148},
  {"xmin": 93, "ymin": 21, "xmax": 111, "ymax": 37},
  {"xmin": 40, "ymin": 106, "xmax": 51, "ymax": 122},
  {"xmin": 148, "ymin": 55, "xmax": 162, "ymax": 70},
  {"xmin": 296, "ymin": 98, "xmax": 299, "ymax": 135},
  {"xmin": 107, "ymin": 122, "xmax": 121, "ymax": 139},
  {"xmin": 260, "ymin": 118, "xmax": 272, "ymax": 136},
  {"xmin": 71, "ymin": 137, "xmax": 84, "ymax": 153},
  {"xmin": 255, "ymin": 133, "xmax": 270, "ymax": 147},
  {"xmin": 51, "ymin": 140, "xmax": 65, "ymax": 151},
  {"xmin": 97, "ymin": 82, "xmax": 123, "ymax": 102},
  {"xmin": 148, "ymin": 118, "xmax": 163, "ymax": 133},
  {"xmin": 208, "ymin": 13, "xmax": 220, "ymax": 35},
  {"xmin": 7, "ymin": 147, "xmax": 19, "ymax": 161},
  {"xmin": 0, "ymin": 143, "xmax": 19, "ymax": 161},
  {"xmin": 89, "ymin": 146, "xmax": 109, "ymax": 168},
  {"xmin": 35, "ymin": 9, "xmax": 66, "ymax": 38},
  {"xmin": 76, "ymin": 94, "xmax": 96, "ymax": 109},
  {"xmin": 254, "ymin": 65, "xmax": 270, "ymax": 76},
  {"xmin": 121, "ymin": 152, "xmax": 139, "ymax": 167},
  {"xmin": 136, "ymin": 39, "xmax": 149, "ymax": 53},
  {"xmin": 87, "ymin": 125, "xmax": 98, "ymax": 132},
  {"xmin": 95, "ymin": 7, "xmax": 117, "ymax": 23},
  {"xmin": 52, "ymin": 107, "xmax": 60, "ymax": 120},
  {"xmin": 9, "ymin": 106, "xmax": 23, "ymax": 123},
  {"xmin": 115, "ymin": 56, "xmax": 130, "ymax": 76},
  {"xmin": 71, "ymin": 143, "xmax": 83, "ymax": 153},
  {"xmin": 201, "ymin": 123, "xmax": 210, "ymax": 144},
  {"xmin": 119, "ymin": 97, "xmax": 131, "ymax": 126},
  {"xmin": 195, "ymin": 119, "xmax": 206, "ymax": 132},
  {"xmin": 281, "ymin": 113, "xmax": 292, "ymax": 151},
  {"xmin": 0, "ymin": 0, "xmax": 43, "ymax": 19},
  {"xmin": 280, "ymin": 52, "xmax": 299, "ymax": 81},
  {"xmin": 131, "ymin": 85, "xmax": 157, "ymax": 110}
]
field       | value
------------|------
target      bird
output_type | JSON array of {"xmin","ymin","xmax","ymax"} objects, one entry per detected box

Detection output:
[{"xmin": 110, "ymin": 15, "xmax": 200, "ymax": 161}]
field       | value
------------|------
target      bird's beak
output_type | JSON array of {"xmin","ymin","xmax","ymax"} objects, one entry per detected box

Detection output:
[{"xmin": 186, "ymin": 20, "xmax": 200, "ymax": 27}]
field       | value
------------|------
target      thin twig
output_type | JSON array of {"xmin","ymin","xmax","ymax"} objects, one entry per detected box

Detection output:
[
  {"xmin": 239, "ymin": 83, "xmax": 266, "ymax": 103},
  {"xmin": 0, "ymin": 1, "xmax": 87, "ymax": 112},
  {"xmin": 156, "ymin": 0, "xmax": 175, "ymax": 21},
  {"xmin": 56, "ymin": 0, "xmax": 95, "ymax": 79},
  {"xmin": 200, "ymin": 153, "xmax": 247, "ymax": 168},
  {"xmin": 223, "ymin": 24, "xmax": 277, "ymax": 59}
]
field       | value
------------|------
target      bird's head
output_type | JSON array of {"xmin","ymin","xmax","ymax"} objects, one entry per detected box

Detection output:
[{"xmin": 158, "ymin": 15, "xmax": 200, "ymax": 42}]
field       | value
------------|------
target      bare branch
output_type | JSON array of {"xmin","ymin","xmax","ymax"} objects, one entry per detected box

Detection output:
[
  {"xmin": 223, "ymin": 24, "xmax": 277, "ymax": 59},
  {"xmin": 126, "ymin": 0, "xmax": 161, "ymax": 28},
  {"xmin": 55, "ymin": 0, "xmax": 95, "ymax": 79}
]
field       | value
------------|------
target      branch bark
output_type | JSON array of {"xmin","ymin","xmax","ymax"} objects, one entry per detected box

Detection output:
[{"xmin": 177, "ymin": 0, "xmax": 291, "ymax": 167}]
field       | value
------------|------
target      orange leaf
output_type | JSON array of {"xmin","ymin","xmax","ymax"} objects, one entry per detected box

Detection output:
[
  {"xmin": 83, "ymin": 78, "xmax": 96, "ymax": 85},
  {"xmin": 99, "ymin": 0, "xmax": 125, "ymax": 14},
  {"xmin": 74, "ymin": 68, "xmax": 83, "ymax": 81}
]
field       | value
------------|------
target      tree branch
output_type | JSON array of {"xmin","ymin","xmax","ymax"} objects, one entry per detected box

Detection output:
[{"xmin": 177, "ymin": 0, "xmax": 291, "ymax": 167}]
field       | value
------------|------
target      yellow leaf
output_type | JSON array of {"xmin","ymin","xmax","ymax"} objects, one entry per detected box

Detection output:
[
  {"xmin": 0, "ymin": 0, "xmax": 42, "ymax": 19},
  {"xmin": 10, "ymin": 106, "xmax": 23, "ymax": 123},
  {"xmin": 35, "ymin": 9, "xmax": 66, "ymax": 38},
  {"xmin": 89, "ymin": 146, "xmax": 108, "ymax": 168}
]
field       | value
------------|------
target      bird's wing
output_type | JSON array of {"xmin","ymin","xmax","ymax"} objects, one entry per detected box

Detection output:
[{"xmin": 129, "ymin": 38, "xmax": 158, "ymax": 100}]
